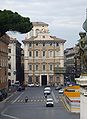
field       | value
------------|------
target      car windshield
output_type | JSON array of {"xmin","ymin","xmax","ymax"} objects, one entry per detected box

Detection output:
[{"xmin": 47, "ymin": 99, "xmax": 53, "ymax": 102}]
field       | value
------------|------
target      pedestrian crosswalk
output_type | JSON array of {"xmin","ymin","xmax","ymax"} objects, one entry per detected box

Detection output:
[{"xmin": 6, "ymin": 96, "xmax": 62, "ymax": 103}]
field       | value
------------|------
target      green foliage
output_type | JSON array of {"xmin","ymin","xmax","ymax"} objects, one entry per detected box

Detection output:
[{"xmin": 0, "ymin": 9, "xmax": 33, "ymax": 36}]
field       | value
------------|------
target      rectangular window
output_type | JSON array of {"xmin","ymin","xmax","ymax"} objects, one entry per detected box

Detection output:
[
  {"xmin": 50, "ymin": 43, "xmax": 52, "ymax": 46},
  {"xmin": 43, "ymin": 65, "xmax": 45, "ymax": 70},
  {"xmin": 36, "ymin": 76, "xmax": 39, "ymax": 82},
  {"xmin": 8, "ymin": 72, "xmax": 11, "ymax": 76},
  {"xmin": 43, "ymin": 51, "xmax": 45, "ymax": 57},
  {"xmin": 29, "ymin": 65, "xmax": 32, "ymax": 70},
  {"xmin": 36, "ymin": 51, "xmax": 38, "ymax": 57},
  {"xmin": 50, "ymin": 51, "xmax": 53, "ymax": 57},
  {"xmin": 28, "ymin": 76, "xmax": 32, "ymax": 83},
  {"xmin": 36, "ymin": 43, "xmax": 38, "ymax": 46},
  {"xmin": 56, "ymin": 43, "xmax": 59, "ymax": 46},
  {"xmin": 43, "ymin": 43, "xmax": 45, "ymax": 46},
  {"xmin": 29, "ymin": 43, "xmax": 32, "ymax": 47},
  {"xmin": 8, "ymin": 64, "xmax": 11, "ymax": 69},
  {"xmin": 29, "ymin": 51, "xmax": 32, "ymax": 57},
  {"xmin": 50, "ymin": 65, "xmax": 52, "ymax": 71},
  {"xmin": 8, "ymin": 49, "xmax": 11, "ymax": 53},
  {"xmin": 36, "ymin": 65, "xmax": 38, "ymax": 71}
]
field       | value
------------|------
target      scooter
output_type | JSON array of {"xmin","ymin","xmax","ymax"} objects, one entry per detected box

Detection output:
[{"xmin": 25, "ymin": 96, "xmax": 28, "ymax": 102}]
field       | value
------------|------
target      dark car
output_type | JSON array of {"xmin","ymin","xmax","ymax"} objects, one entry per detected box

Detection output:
[
  {"xmin": 17, "ymin": 86, "xmax": 25, "ymax": 91},
  {"xmin": 0, "ymin": 91, "xmax": 3, "ymax": 101},
  {"xmin": 0, "ymin": 89, "xmax": 7, "ymax": 99}
]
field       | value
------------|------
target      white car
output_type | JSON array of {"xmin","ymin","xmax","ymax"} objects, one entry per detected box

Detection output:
[
  {"xmin": 44, "ymin": 87, "xmax": 51, "ymax": 91},
  {"xmin": 35, "ymin": 84, "xmax": 40, "ymax": 87},
  {"xmin": 44, "ymin": 87, "xmax": 51, "ymax": 95},
  {"xmin": 46, "ymin": 98, "xmax": 54, "ymax": 107},
  {"xmin": 44, "ymin": 90, "xmax": 51, "ymax": 95},
  {"xmin": 84, "ymin": 91, "xmax": 87, "ymax": 96},
  {"xmin": 58, "ymin": 89, "xmax": 64, "ymax": 94},
  {"xmin": 28, "ymin": 83, "xmax": 34, "ymax": 87}
]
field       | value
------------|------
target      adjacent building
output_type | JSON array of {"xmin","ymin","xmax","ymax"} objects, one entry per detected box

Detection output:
[
  {"xmin": 64, "ymin": 46, "xmax": 80, "ymax": 82},
  {"xmin": 8, "ymin": 37, "xmax": 23, "ymax": 85},
  {"xmin": 0, "ymin": 34, "xmax": 10, "ymax": 90},
  {"xmin": 23, "ymin": 22, "xmax": 66, "ymax": 86}
]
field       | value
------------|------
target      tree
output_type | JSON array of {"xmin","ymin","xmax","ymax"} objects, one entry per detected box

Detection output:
[{"xmin": 0, "ymin": 9, "xmax": 33, "ymax": 36}]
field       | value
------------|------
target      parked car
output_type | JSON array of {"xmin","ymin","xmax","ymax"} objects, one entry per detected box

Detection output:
[
  {"xmin": 46, "ymin": 98, "xmax": 54, "ymax": 107},
  {"xmin": 34, "ymin": 83, "xmax": 40, "ymax": 87},
  {"xmin": 27, "ymin": 83, "xmax": 34, "ymax": 87},
  {"xmin": 84, "ymin": 91, "xmax": 87, "ymax": 96},
  {"xmin": 0, "ymin": 91, "xmax": 3, "ymax": 101},
  {"xmin": 17, "ymin": 86, "xmax": 25, "ymax": 91},
  {"xmin": 58, "ymin": 89, "xmax": 64, "ymax": 94},
  {"xmin": 55, "ymin": 86, "xmax": 62, "ymax": 90},
  {"xmin": 0, "ymin": 89, "xmax": 7, "ymax": 99},
  {"xmin": 14, "ymin": 81, "xmax": 20, "ymax": 87}
]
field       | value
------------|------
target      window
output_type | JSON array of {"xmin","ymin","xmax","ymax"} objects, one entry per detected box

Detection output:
[
  {"xmin": 43, "ymin": 43, "xmax": 45, "ymax": 46},
  {"xmin": 29, "ymin": 51, "xmax": 32, "ymax": 57},
  {"xmin": 8, "ymin": 49, "xmax": 11, "ymax": 53},
  {"xmin": 36, "ymin": 43, "xmax": 38, "ymax": 46},
  {"xmin": 29, "ymin": 65, "xmax": 32, "ymax": 70},
  {"xmin": 43, "ymin": 36, "xmax": 45, "ymax": 38},
  {"xmin": 36, "ymin": 65, "xmax": 38, "ymax": 71},
  {"xmin": 8, "ymin": 56, "xmax": 11, "ymax": 60},
  {"xmin": 8, "ymin": 72, "xmax": 11, "ymax": 76},
  {"xmin": 43, "ymin": 51, "xmax": 45, "ymax": 57},
  {"xmin": 50, "ymin": 51, "xmax": 53, "ymax": 57},
  {"xmin": 43, "ymin": 65, "xmax": 45, "ymax": 70},
  {"xmin": 50, "ymin": 43, "xmax": 52, "ymax": 46},
  {"xmin": 55, "ymin": 51, "xmax": 59, "ymax": 56},
  {"xmin": 28, "ymin": 76, "xmax": 32, "ymax": 83},
  {"xmin": 30, "ymin": 29, "xmax": 33, "ymax": 37},
  {"xmin": 50, "ymin": 65, "xmax": 52, "ymax": 71},
  {"xmin": 56, "ymin": 43, "xmax": 59, "ymax": 46},
  {"xmin": 36, "ymin": 76, "xmax": 39, "ymax": 82},
  {"xmin": 8, "ymin": 64, "xmax": 11, "ymax": 69},
  {"xmin": 36, "ymin": 29, "xmax": 39, "ymax": 36},
  {"xmin": 29, "ymin": 43, "xmax": 32, "ymax": 47},
  {"xmin": 36, "ymin": 51, "xmax": 38, "ymax": 57}
]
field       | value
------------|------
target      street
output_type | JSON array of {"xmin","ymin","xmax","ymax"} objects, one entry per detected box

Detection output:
[{"xmin": 0, "ymin": 87, "xmax": 80, "ymax": 119}]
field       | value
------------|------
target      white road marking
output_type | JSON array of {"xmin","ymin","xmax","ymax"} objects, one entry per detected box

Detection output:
[
  {"xmin": 11, "ymin": 92, "xmax": 24, "ymax": 104},
  {"xmin": 1, "ymin": 107, "xmax": 20, "ymax": 119},
  {"xmin": 52, "ymin": 91, "xmax": 59, "ymax": 103}
]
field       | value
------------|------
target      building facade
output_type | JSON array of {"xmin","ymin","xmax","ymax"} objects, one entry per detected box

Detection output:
[
  {"xmin": 0, "ymin": 34, "xmax": 9, "ymax": 90},
  {"xmin": 8, "ymin": 37, "xmax": 23, "ymax": 85},
  {"xmin": 23, "ymin": 22, "xmax": 66, "ymax": 86},
  {"xmin": 64, "ymin": 46, "xmax": 81, "ymax": 82}
]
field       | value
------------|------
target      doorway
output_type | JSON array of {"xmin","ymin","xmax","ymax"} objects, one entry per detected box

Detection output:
[{"xmin": 41, "ymin": 75, "xmax": 47, "ymax": 86}]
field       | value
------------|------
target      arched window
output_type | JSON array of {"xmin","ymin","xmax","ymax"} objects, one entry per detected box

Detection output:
[{"xmin": 36, "ymin": 29, "xmax": 39, "ymax": 36}]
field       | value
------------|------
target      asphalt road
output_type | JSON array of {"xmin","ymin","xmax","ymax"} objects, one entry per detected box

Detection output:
[{"xmin": 0, "ymin": 86, "xmax": 80, "ymax": 119}]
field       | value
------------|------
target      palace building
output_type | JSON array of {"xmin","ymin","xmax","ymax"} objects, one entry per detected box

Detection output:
[{"xmin": 22, "ymin": 22, "xmax": 66, "ymax": 86}]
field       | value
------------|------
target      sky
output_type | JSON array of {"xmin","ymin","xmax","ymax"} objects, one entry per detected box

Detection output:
[{"xmin": 0, "ymin": 0, "xmax": 87, "ymax": 49}]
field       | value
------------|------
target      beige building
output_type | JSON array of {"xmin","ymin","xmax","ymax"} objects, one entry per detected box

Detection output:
[
  {"xmin": 23, "ymin": 22, "xmax": 66, "ymax": 86},
  {"xmin": 0, "ymin": 34, "xmax": 9, "ymax": 90}
]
